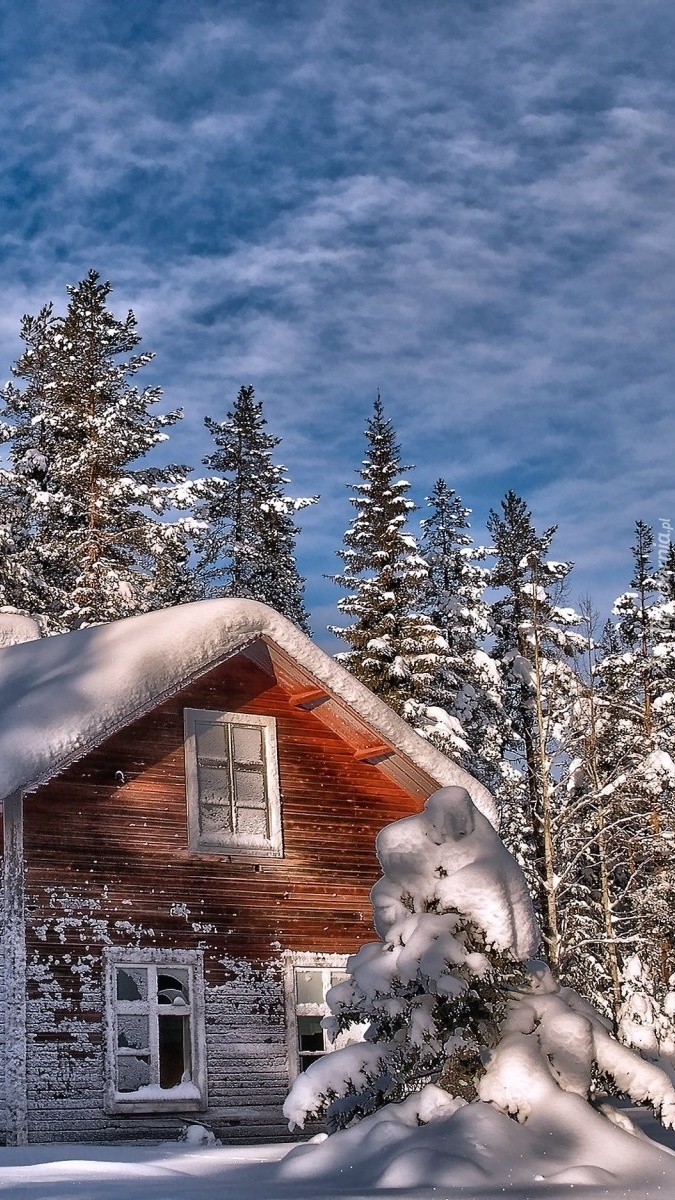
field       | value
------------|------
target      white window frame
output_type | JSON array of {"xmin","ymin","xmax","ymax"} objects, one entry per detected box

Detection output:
[
  {"xmin": 184, "ymin": 708, "xmax": 283, "ymax": 857},
  {"xmin": 284, "ymin": 951, "xmax": 351, "ymax": 1083},
  {"xmin": 103, "ymin": 947, "xmax": 207, "ymax": 1115}
]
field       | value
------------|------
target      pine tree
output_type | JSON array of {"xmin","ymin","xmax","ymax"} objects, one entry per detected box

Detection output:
[
  {"xmin": 415, "ymin": 479, "xmax": 506, "ymax": 790},
  {"xmin": 0, "ymin": 271, "xmax": 193, "ymax": 630},
  {"xmin": 332, "ymin": 396, "xmax": 439, "ymax": 715},
  {"xmin": 591, "ymin": 523, "xmax": 675, "ymax": 991},
  {"xmin": 487, "ymin": 491, "xmax": 581, "ymax": 971},
  {"xmin": 560, "ymin": 525, "xmax": 675, "ymax": 1027},
  {"xmin": 197, "ymin": 385, "xmax": 316, "ymax": 632}
]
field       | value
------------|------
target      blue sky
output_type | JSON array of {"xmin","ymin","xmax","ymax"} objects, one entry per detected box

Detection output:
[{"xmin": 1, "ymin": 0, "xmax": 673, "ymax": 644}]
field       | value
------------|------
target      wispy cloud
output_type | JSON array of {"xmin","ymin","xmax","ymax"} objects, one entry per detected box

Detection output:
[{"xmin": 0, "ymin": 0, "xmax": 673, "ymax": 634}]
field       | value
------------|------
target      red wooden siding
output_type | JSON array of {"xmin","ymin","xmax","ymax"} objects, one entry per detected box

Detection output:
[{"xmin": 23, "ymin": 650, "xmax": 424, "ymax": 970}]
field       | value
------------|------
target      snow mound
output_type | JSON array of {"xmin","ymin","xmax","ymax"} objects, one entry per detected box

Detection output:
[
  {"xmin": 0, "ymin": 609, "xmax": 42, "ymax": 647},
  {"xmin": 279, "ymin": 1085, "xmax": 675, "ymax": 1192}
]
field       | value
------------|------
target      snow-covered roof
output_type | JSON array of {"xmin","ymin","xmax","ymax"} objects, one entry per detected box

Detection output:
[{"xmin": 0, "ymin": 598, "xmax": 497, "ymax": 824}]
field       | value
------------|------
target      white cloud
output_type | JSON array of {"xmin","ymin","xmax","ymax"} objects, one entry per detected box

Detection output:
[{"xmin": 0, "ymin": 0, "xmax": 673, "ymax": 627}]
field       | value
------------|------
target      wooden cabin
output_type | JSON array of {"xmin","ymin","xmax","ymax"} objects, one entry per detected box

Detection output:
[{"xmin": 0, "ymin": 599, "xmax": 494, "ymax": 1146}]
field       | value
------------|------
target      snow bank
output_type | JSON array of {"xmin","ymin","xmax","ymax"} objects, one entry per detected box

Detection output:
[
  {"xmin": 279, "ymin": 1088, "xmax": 675, "ymax": 1193},
  {"xmin": 0, "ymin": 609, "xmax": 42, "ymax": 646},
  {"xmin": 0, "ymin": 598, "xmax": 496, "ymax": 823},
  {"xmin": 2, "ymin": 1114, "xmax": 675, "ymax": 1200}
]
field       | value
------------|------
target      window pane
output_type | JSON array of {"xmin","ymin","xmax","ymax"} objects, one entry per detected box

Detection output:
[
  {"xmin": 331, "ymin": 971, "xmax": 350, "ymax": 988},
  {"xmin": 195, "ymin": 720, "xmax": 228, "ymax": 763},
  {"xmin": 117, "ymin": 1054, "xmax": 151, "ymax": 1092},
  {"xmin": 232, "ymin": 725, "xmax": 263, "ymax": 765},
  {"xmin": 157, "ymin": 971, "xmax": 190, "ymax": 1006},
  {"xmin": 296, "ymin": 969, "xmax": 326, "ymax": 1005},
  {"xmin": 236, "ymin": 806, "xmax": 268, "ymax": 837},
  {"xmin": 199, "ymin": 800, "xmax": 233, "ymax": 840},
  {"xmin": 116, "ymin": 967, "xmax": 148, "ymax": 1002},
  {"xmin": 299, "ymin": 1053, "xmax": 324, "ymax": 1072},
  {"xmin": 297, "ymin": 1016, "xmax": 325, "ymax": 1054},
  {"xmin": 234, "ymin": 769, "xmax": 266, "ymax": 807},
  {"xmin": 197, "ymin": 766, "xmax": 231, "ymax": 805},
  {"xmin": 159, "ymin": 1015, "xmax": 190, "ymax": 1088},
  {"xmin": 117, "ymin": 1015, "xmax": 150, "ymax": 1051}
]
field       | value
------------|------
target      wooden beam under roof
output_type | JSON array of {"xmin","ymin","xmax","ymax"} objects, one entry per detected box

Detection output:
[
  {"xmin": 287, "ymin": 686, "xmax": 329, "ymax": 709},
  {"xmin": 353, "ymin": 744, "xmax": 394, "ymax": 764}
]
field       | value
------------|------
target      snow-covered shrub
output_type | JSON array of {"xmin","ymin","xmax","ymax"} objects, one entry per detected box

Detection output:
[
  {"xmin": 284, "ymin": 785, "xmax": 537, "ymax": 1130},
  {"xmin": 284, "ymin": 785, "xmax": 675, "ymax": 1135}
]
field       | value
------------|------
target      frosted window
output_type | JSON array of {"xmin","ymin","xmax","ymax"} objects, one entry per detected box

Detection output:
[
  {"xmin": 199, "ymin": 800, "xmax": 233, "ymax": 840},
  {"xmin": 236, "ymin": 806, "xmax": 268, "ymax": 837},
  {"xmin": 117, "ymin": 967, "xmax": 147, "ymax": 1002},
  {"xmin": 195, "ymin": 721, "xmax": 227, "ymax": 762},
  {"xmin": 117, "ymin": 1014, "xmax": 149, "ymax": 1051},
  {"xmin": 118, "ymin": 1055, "xmax": 151, "ymax": 1093},
  {"xmin": 196, "ymin": 767, "xmax": 230, "ymax": 806},
  {"xmin": 185, "ymin": 710, "xmax": 282, "ymax": 856},
  {"xmin": 232, "ymin": 725, "xmax": 263, "ymax": 764},
  {"xmin": 234, "ymin": 770, "xmax": 266, "ymax": 806}
]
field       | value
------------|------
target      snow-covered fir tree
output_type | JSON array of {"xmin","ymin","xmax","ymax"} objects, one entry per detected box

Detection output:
[
  {"xmin": 284, "ymin": 785, "xmax": 675, "ymax": 1138},
  {"xmin": 581, "ymin": 523, "xmax": 675, "ymax": 997},
  {"xmin": 617, "ymin": 953, "xmax": 675, "ymax": 1063},
  {"xmin": 196, "ymin": 385, "xmax": 316, "ymax": 632},
  {"xmin": 413, "ymin": 479, "xmax": 507, "ymax": 791},
  {"xmin": 487, "ymin": 491, "xmax": 582, "ymax": 972},
  {"xmin": 0, "ymin": 271, "xmax": 194, "ymax": 630},
  {"xmin": 332, "ymin": 396, "xmax": 440, "ymax": 715}
]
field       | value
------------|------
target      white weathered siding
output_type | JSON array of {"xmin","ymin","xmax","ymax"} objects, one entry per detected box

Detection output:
[
  {"xmin": 2, "ymin": 792, "xmax": 26, "ymax": 1146},
  {"xmin": 0, "ymin": 846, "xmax": 6, "ymax": 1143},
  {"xmin": 24, "ymin": 935, "xmax": 296, "ymax": 1144}
]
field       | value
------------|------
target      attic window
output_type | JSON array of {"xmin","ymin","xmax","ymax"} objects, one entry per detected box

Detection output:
[
  {"xmin": 104, "ymin": 949, "xmax": 206, "ymax": 1115},
  {"xmin": 184, "ymin": 709, "xmax": 283, "ymax": 856}
]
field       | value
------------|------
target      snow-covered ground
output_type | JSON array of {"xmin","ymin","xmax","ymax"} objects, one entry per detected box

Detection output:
[{"xmin": 2, "ymin": 1103, "xmax": 675, "ymax": 1200}]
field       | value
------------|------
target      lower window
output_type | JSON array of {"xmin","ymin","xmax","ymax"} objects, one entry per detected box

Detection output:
[
  {"xmin": 104, "ymin": 949, "xmax": 207, "ymax": 1114},
  {"xmin": 284, "ymin": 953, "xmax": 354, "ymax": 1080}
]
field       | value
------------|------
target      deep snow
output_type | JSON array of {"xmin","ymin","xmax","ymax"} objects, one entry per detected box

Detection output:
[{"xmin": 1, "ymin": 1102, "xmax": 675, "ymax": 1200}]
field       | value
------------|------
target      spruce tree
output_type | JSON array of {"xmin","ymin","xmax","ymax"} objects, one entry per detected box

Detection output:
[
  {"xmin": 332, "ymin": 395, "xmax": 439, "ymax": 715},
  {"xmin": 0, "ymin": 271, "xmax": 193, "ymax": 630},
  {"xmin": 487, "ymin": 491, "xmax": 581, "ymax": 971},
  {"xmin": 197, "ymin": 385, "xmax": 316, "ymax": 632},
  {"xmin": 560, "ymin": 525, "xmax": 675, "ymax": 1027},
  {"xmin": 590, "ymin": 523, "xmax": 675, "ymax": 992},
  {"xmin": 415, "ymin": 479, "xmax": 506, "ymax": 790}
]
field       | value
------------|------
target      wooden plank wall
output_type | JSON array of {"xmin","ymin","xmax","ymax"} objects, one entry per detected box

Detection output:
[{"xmin": 20, "ymin": 651, "xmax": 426, "ymax": 1144}]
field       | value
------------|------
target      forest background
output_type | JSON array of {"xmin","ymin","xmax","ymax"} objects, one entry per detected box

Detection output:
[{"xmin": 0, "ymin": 268, "xmax": 673, "ymax": 1062}]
